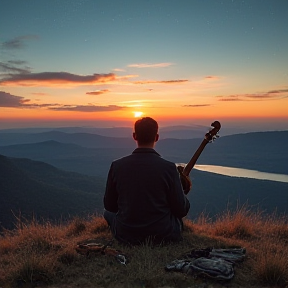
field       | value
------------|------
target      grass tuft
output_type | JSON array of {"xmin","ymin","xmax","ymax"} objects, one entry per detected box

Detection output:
[
  {"xmin": 253, "ymin": 239, "xmax": 288, "ymax": 286},
  {"xmin": 212, "ymin": 204, "xmax": 256, "ymax": 239},
  {"xmin": 66, "ymin": 217, "xmax": 87, "ymax": 236}
]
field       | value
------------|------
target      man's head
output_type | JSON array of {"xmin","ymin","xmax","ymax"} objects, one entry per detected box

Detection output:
[{"xmin": 133, "ymin": 117, "xmax": 159, "ymax": 147}]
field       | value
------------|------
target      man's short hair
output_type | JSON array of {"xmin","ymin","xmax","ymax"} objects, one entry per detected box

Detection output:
[{"xmin": 134, "ymin": 117, "xmax": 158, "ymax": 144}]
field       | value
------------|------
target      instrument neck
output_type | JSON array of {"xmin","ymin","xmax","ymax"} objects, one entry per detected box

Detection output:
[{"xmin": 182, "ymin": 138, "xmax": 209, "ymax": 176}]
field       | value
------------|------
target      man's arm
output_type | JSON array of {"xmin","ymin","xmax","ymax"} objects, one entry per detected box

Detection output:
[
  {"xmin": 103, "ymin": 163, "xmax": 118, "ymax": 213},
  {"xmin": 168, "ymin": 165, "xmax": 190, "ymax": 218}
]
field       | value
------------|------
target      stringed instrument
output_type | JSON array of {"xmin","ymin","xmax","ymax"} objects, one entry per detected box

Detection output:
[{"xmin": 177, "ymin": 121, "xmax": 221, "ymax": 194}]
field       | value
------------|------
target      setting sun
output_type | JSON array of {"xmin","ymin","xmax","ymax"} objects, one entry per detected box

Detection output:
[{"xmin": 134, "ymin": 111, "xmax": 144, "ymax": 118}]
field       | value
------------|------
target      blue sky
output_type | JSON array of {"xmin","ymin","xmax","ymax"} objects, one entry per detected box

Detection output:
[{"xmin": 0, "ymin": 0, "xmax": 288, "ymax": 131}]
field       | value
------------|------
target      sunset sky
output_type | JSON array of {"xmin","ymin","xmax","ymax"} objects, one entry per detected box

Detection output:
[{"xmin": 1, "ymin": 0, "xmax": 288, "ymax": 132}]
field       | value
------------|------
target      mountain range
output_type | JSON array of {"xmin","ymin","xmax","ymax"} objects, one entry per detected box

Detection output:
[
  {"xmin": 0, "ymin": 124, "xmax": 208, "ymax": 139},
  {"xmin": 0, "ymin": 130, "xmax": 287, "ymax": 176},
  {"xmin": 0, "ymin": 128, "xmax": 287, "ymax": 230}
]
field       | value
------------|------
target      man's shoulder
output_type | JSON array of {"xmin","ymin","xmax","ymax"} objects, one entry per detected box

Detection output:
[
  {"xmin": 112, "ymin": 154, "xmax": 132, "ymax": 164},
  {"xmin": 158, "ymin": 157, "xmax": 178, "ymax": 169},
  {"xmin": 112, "ymin": 149, "xmax": 176, "ymax": 167}
]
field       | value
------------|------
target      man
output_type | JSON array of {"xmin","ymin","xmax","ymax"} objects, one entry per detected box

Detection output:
[{"xmin": 103, "ymin": 117, "xmax": 190, "ymax": 245}]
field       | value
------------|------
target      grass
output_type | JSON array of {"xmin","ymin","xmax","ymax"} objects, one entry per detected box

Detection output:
[{"xmin": 0, "ymin": 206, "xmax": 287, "ymax": 288}]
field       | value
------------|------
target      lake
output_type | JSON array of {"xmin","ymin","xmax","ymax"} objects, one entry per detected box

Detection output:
[{"xmin": 193, "ymin": 165, "xmax": 288, "ymax": 183}]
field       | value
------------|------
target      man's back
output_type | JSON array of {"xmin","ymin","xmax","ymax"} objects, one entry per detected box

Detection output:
[{"xmin": 104, "ymin": 147, "xmax": 190, "ymax": 244}]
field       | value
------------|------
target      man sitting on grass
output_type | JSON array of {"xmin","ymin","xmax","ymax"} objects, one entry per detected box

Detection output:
[{"xmin": 103, "ymin": 117, "xmax": 190, "ymax": 245}]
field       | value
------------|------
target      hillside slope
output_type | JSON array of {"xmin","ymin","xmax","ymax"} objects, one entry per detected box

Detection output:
[
  {"xmin": 0, "ymin": 140, "xmax": 131, "ymax": 176},
  {"xmin": 0, "ymin": 155, "xmax": 105, "ymax": 230},
  {"xmin": 0, "ymin": 131, "xmax": 134, "ymax": 148},
  {"xmin": 189, "ymin": 169, "xmax": 288, "ymax": 220},
  {"xmin": 158, "ymin": 131, "xmax": 288, "ymax": 175},
  {"xmin": 1, "ymin": 153, "xmax": 287, "ymax": 231}
]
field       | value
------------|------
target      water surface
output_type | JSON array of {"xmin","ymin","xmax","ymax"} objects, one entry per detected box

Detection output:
[{"xmin": 193, "ymin": 165, "xmax": 288, "ymax": 183}]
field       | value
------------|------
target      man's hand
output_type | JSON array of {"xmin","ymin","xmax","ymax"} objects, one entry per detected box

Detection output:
[{"xmin": 177, "ymin": 165, "xmax": 192, "ymax": 195}]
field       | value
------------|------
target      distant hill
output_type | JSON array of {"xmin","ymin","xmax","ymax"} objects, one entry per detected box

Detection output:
[
  {"xmin": 1, "ymin": 131, "xmax": 287, "ymax": 176},
  {"xmin": 157, "ymin": 131, "xmax": 288, "ymax": 175},
  {"xmin": 199, "ymin": 131, "xmax": 288, "ymax": 174},
  {"xmin": 0, "ymin": 140, "xmax": 131, "ymax": 176},
  {"xmin": 0, "ymin": 125, "xmax": 207, "ymax": 139},
  {"xmin": 0, "ymin": 131, "xmax": 134, "ymax": 148},
  {"xmin": 0, "ymin": 154, "xmax": 105, "ymax": 230}
]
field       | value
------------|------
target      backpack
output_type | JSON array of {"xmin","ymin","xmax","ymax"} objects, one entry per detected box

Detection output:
[{"xmin": 165, "ymin": 247, "xmax": 246, "ymax": 280}]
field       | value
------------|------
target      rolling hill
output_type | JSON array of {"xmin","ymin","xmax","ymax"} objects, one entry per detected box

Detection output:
[
  {"xmin": 0, "ymin": 154, "xmax": 105, "ymax": 230},
  {"xmin": 0, "ymin": 131, "xmax": 287, "ymax": 176},
  {"xmin": 158, "ymin": 130, "xmax": 288, "ymax": 174},
  {"xmin": 0, "ymin": 140, "xmax": 131, "ymax": 176},
  {"xmin": 0, "ymin": 131, "xmax": 134, "ymax": 149},
  {"xmin": 0, "ymin": 125, "xmax": 207, "ymax": 139}
]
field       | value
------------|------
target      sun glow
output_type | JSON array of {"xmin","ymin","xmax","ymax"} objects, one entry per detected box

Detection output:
[{"xmin": 134, "ymin": 111, "xmax": 144, "ymax": 118}]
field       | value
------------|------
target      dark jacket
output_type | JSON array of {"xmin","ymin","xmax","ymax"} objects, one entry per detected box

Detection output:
[{"xmin": 103, "ymin": 148, "xmax": 190, "ymax": 244}]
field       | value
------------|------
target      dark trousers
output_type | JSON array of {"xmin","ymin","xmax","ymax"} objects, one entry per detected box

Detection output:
[{"xmin": 103, "ymin": 209, "xmax": 183, "ymax": 245}]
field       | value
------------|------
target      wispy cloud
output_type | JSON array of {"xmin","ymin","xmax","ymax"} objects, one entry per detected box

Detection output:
[
  {"xmin": 205, "ymin": 75, "xmax": 220, "ymax": 80},
  {"xmin": 113, "ymin": 68, "xmax": 126, "ymax": 72},
  {"xmin": 1, "ymin": 35, "xmax": 39, "ymax": 49},
  {"xmin": 133, "ymin": 79, "xmax": 188, "ymax": 85},
  {"xmin": 0, "ymin": 72, "xmax": 117, "ymax": 87},
  {"xmin": 0, "ymin": 61, "xmax": 31, "ymax": 74},
  {"xmin": 267, "ymin": 89, "xmax": 288, "ymax": 94},
  {"xmin": 217, "ymin": 95, "xmax": 242, "ymax": 101},
  {"xmin": 49, "ymin": 104, "xmax": 125, "ymax": 112},
  {"xmin": 128, "ymin": 63, "xmax": 173, "ymax": 68},
  {"xmin": 86, "ymin": 89, "xmax": 110, "ymax": 95},
  {"xmin": 31, "ymin": 92, "xmax": 49, "ymax": 96},
  {"xmin": 183, "ymin": 104, "xmax": 211, "ymax": 107},
  {"xmin": 217, "ymin": 88, "xmax": 288, "ymax": 101}
]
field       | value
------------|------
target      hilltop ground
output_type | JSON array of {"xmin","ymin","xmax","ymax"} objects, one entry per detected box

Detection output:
[{"xmin": 0, "ymin": 206, "xmax": 287, "ymax": 288}]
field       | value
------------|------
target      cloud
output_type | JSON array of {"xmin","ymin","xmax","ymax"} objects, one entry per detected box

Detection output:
[
  {"xmin": 31, "ymin": 92, "xmax": 49, "ymax": 96},
  {"xmin": 0, "ymin": 61, "xmax": 31, "ymax": 74},
  {"xmin": 0, "ymin": 91, "xmax": 27, "ymax": 107},
  {"xmin": 113, "ymin": 68, "xmax": 126, "ymax": 72},
  {"xmin": 86, "ymin": 89, "xmax": 110, "ymax": 95},
  {"xmin": 217, "ymin": 88, "xmax": 288, "ymax": 102},
  {"xmin": 133, "ymin": 79, "xmax": 188, "ymax": 85},
  {"xmin": 183, "ymin": 104, "xmax": 211, "ymax": 107},
  {"xmin": 217, "ymin": 95, "xmax": 242, "ymax": 101},
  {"xmin": 8, "ymin": 60, "xmax": 27, "ymax": 65},
  {"xmin": 205, "ymin": 75, "xmax": 220, "ymax": 80},
  {"xmin": 267, "ymin": 89, "xmax": 288, "ymax": 94},
  {"xmin": 1, "ymin": 35, "xmax": 39, "ymax": 49},
  {"xmin": 0, "ymin": 72, "xmax": 117, "ymax": 87},
  {"xmin": 49, "ymin": 104, "xmax": 125, "ymax": 112},
  {"xmin": 128, "ymin": 63, "xmax": 173, "ymax": 68},
  {"xmin": 0, "ymin": 90, "xmax": 125, "ymax": 112},
  {"xmin": 0, "ymin": 91, "xmax": 55, "ymax": 108}
]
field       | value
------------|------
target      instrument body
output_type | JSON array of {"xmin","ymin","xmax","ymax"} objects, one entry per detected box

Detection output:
[{"xmin": 178, "ymin": 121, "xmax": 221, "ymax": 194}]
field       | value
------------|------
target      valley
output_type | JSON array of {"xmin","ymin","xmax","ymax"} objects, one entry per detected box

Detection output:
[{"xmin": 0, "ymin": 128, "xmax": 287, "ymax": 230}]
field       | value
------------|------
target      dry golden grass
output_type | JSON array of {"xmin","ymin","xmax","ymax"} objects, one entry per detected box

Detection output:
[{"xmin": 0, "ymin": 207, "xmax": 287, "ymax": 288}]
